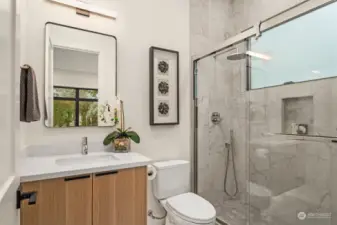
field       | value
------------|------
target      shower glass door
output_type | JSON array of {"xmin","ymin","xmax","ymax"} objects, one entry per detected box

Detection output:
[
  {"xmin": 195, "ymin": 41, "xmax": 249, "ymax": 225},
  {"xmin": 247, "ymin": 79, "xmax": 335, "ymax": 225},
  {"xmin": 246, "ymin": 2, "xmax": 337, "ymax": 223}
]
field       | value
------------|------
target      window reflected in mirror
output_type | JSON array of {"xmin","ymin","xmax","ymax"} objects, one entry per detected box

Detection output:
[{"xmin": 53, "ymin": 87, "xmax": 98, "ymax": 127}]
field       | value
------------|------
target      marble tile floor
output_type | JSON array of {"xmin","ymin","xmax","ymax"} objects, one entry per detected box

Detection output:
[
  {"xmin": 199, "ymin": 190, "xmax": 252, "ymax": 225},
  {"xmin": 200, "ymin": 188, "xmax": 331, "ymax": 225},
  {"xmin": 214, "ymin": 198, "xmax": 292, "ymax": 225},
  {"xmin": 214, "ymin": 199, "xmax": 288, "ymax": 225}
]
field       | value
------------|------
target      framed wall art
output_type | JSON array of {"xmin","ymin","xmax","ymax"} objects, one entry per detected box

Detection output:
[{"xmin": 149, "ymin": 47, "xmax": 179, "ymax": 125}]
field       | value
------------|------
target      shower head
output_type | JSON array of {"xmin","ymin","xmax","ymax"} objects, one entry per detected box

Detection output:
[
  {"xmin": 227, "ymin": 53, "xmax": 247, "ymax": 61},
  {"xmin": 227, "ymin": 51, "xmax": 272, "ymax": 61},
  {"xmin": 215, "ymin": 46, "xmax": 271, "ymax": 61}
]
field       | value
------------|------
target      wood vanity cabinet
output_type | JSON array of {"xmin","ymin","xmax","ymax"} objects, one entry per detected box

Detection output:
[
  {"xmin": 93, "ymin": 167, "xmax": 147, "ymax": 225},
  {"xmin": 20, "ymin": 167, "xmax": 147, "ymax": 225}
]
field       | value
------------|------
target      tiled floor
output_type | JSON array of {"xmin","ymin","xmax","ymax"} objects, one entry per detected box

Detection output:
[
  {"xmin": 216, "ymin": 199, "xmax": 248, "ymax": 225},
  {"xmin": 199, "ymin": 189, "xmax": 332, "ymax": 225},
  {"xmin": 199, "ymin": 190, "xmax": 250, "ymax": 225}
]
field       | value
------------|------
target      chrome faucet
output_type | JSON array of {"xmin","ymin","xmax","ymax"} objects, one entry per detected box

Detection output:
[{"xmin": 82, "ymin": 137, "xmax": 88, "ymax": 155}]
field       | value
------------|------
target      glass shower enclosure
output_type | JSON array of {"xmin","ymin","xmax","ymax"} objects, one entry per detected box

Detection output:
[{"xmin": 192, "ymin": 1, "xmax": 337, "ymax": 224}]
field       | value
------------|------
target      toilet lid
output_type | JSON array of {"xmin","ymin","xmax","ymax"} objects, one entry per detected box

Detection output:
[{"xmin": 166, "ymin": 192, "xmax": 216, "ymax": 224}]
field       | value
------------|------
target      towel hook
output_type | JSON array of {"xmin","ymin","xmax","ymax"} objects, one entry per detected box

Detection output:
[{"xmin": 20, "ymin": 64, "xmax": 30, "ymax": 69}]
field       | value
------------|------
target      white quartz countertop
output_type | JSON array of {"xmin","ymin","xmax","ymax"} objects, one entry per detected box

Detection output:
[{"xmin": 19, "ymin": 152, "xmax": 152, "ymax": 182}]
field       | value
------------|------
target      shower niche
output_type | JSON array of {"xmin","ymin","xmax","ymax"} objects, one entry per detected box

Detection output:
[{"xmin": 282, "ymin": 96, "xmax": 314, "ymax": 135}]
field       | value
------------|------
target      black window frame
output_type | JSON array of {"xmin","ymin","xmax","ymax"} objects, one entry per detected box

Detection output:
[{"xmin": 53, "ymin": 86, "xmax": 98, "ymax": 127}]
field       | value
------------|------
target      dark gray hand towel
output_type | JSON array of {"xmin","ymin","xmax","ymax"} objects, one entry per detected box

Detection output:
[{"xmin": 20, "ymin": 65, "xmax": 41, "ymax": 122}]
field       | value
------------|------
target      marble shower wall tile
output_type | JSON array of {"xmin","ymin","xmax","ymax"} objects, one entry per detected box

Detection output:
[
  {"xmin": 190, "ymin": 0, "xmax": 209, "ymax": 37},
  {"xmin": 247, "ymin": 78, "xmax": 337, "ymax": 139},
  {"xmin": 231, "ymin": 0, "xmax": 308, "ymax": 34},
  {"xmin": 190, "ymin": 0, "xmax": 235, "ymax": 57},
  {"xmin": 249, "ymin": 141, "xmax": 304, "ymax": 196},
  {"xmin": 196, "ymin": 39, "xmax": 248, "ymax": 200}
]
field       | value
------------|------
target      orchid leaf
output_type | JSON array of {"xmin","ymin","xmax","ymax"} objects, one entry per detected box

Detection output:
[
  {"xmin": 126, "ymin": 131, "xmax": 140, "ymax": 144},
  {"xmin": 103, "ymin": 131, "xmax": 119, "ymax": 145}
]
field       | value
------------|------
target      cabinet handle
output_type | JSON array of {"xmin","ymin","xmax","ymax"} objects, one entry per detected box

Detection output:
[
  {"xmin": 95, "ymin": 171, "xmax": 118, "ymax": 177},
  {"xmin": 16, "ymin": 186, "xmax": 37, "ymax": 209},
  {"xmin": 64, "ymin": 175, "xmax": 91, "ymax": 181}
]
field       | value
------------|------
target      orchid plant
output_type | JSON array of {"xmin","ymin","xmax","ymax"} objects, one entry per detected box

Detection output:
[{"xmin": 103, "ymin": 99, "xmax": 140, "ymax": 150}]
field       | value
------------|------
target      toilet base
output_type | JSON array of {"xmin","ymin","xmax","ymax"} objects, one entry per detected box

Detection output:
[
  {"xmin": 159, "ymin": 193, "xmax": 216, "ymax": 225},
  {"xmin": 165, "ymin": 212, "xmax": 216, "ymax": 225}
]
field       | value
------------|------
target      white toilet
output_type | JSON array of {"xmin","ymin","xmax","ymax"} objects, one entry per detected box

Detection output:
[{"xmin": 152, "ymin": 160, "xmax": 216, "ymax": 225}]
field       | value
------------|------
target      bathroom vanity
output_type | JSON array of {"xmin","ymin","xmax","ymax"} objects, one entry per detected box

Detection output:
[{"xmin": 18, "ymin": 152, "xmax": 151, "ymax": 225}]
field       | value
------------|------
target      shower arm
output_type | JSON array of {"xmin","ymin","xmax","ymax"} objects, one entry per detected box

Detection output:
[{"xmin": 213, "ymin": 47, "xmax": 237, "ymax": 58}]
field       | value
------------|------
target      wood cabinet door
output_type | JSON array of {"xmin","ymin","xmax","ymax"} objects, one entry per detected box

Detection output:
[
  {"xmin": 64, "ymin": 175, "xmax": 93, "ymax": 225},
  {"xmin": 21, "ymin": 175, "xmax": 92, "ymax": 225},
  {"xmin": 21, "ymin": 178, "xmax": 66, "ymax": 225},
  {"xmin": 93, "ymin": 171, "xmax": 118, "ymax": 225},
  {"xmin": 115, "ymin": 167, "xmax": 147, "ymax": 225}
]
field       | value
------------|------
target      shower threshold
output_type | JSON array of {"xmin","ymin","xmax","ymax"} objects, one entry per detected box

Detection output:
[{"xmin": 216, "ymin": 218, "xmax": 228, "ymax": 225}]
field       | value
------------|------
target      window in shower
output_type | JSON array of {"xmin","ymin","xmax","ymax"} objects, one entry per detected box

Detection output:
[{"xmin": 248, "ymin": 1, "xmax": 337, "ymax": 90}]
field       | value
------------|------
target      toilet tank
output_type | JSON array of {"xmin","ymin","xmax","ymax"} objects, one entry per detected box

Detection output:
[{"xmin": 152, "ymin": 160, "xmax": 190, "ymax": 200}]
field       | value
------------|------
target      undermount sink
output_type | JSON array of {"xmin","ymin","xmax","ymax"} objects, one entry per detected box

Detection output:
[{"xmin": 56, "ymin": 154, "xmax": 119, "ymax": 165}]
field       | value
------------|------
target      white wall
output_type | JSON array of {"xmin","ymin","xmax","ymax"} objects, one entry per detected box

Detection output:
[
  {"xmin": 22, "ymin": 0, "xmax": 190, "ymax": 158},
  {"xmin": 22, "ymin": 0, "xmax": 190, "ymax": 224},
  {"xmin": 0, "ymin": 0, "xmax": 14, "ymax": 187},
  {"xmin": 0, "ymin": 0, "xmax": 20, "ymax": 224}
]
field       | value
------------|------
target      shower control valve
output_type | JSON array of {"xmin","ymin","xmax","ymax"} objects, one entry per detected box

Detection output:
[{"xmin": 211, "ymin": 112, "xmax": 221, "ymax": 124}]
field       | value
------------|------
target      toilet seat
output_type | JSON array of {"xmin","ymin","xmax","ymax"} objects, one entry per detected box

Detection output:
[{"xmin": 165, "ymin": 192, "xmax": 216, "ymax": 224}]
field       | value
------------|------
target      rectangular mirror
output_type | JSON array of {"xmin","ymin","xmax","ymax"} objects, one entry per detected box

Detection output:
[{"xmin": 44, "ymin": 23, "xmax": 117, "ymax": 128}]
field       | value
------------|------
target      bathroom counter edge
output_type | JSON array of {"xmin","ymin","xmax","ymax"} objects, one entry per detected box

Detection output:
[{"xmin": 18, "ymin": 152, "xmax": 152, "ymax": 183}]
